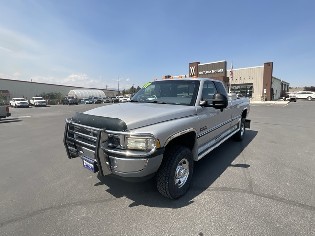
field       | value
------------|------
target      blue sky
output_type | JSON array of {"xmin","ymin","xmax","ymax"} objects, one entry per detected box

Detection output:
[{"xmin": 0, "ymin": 0, "xmax": 314, "ymax": 89}]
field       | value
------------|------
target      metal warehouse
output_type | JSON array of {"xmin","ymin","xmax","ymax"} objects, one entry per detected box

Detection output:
[{"xmin": 0, "ymin": 78, "xmax": 117, "ymax": 102}]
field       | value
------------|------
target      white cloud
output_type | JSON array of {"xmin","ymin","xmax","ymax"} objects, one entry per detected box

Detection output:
[
  {"xmin": 0, "ymin": 46, "xmax": 13, "ymax": 53},
  {"xmin": 28, "ymin": 73, "xmax": 101, "ymax": 88},
  {"xmin": 12, "ymin": 72, "xmax": 21, "ymax": 77},
  {"xmin": 1, "ymin": 70, "xmax": 135, "ymax": 91},
  {"xmin": 0, "ymin": 27, "xmax": 42, "ymax": 60}
]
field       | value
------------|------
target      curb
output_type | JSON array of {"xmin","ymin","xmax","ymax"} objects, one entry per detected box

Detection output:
[{"xmin": 250, "ymin": 101, "xmax": 290, "ymax": 105}]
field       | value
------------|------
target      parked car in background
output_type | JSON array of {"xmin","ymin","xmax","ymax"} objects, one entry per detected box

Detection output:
[
  {"xmin": 294, "ymin": 91, "xmax": 315, "ymax": 101},
  {"xmin": 9, "ymin": 98, "xmax": 29, "ymax": 108},
  {"xmin": 80, "ymin": 98, "xmax": 93, "ymax": 104},
  {"xmin": 284, "ymin": 92, "xmax": 297, "ymax": 102},
  {"xmin": 29, "ymin": 97, "xmax": 47, "ymax": 107},
  {"xmin": 91, "ymin": 97, "xmax": 103, "ymax": 104},
  {"xmin": 110, "ymin": 97, "xmax": 119, "ymax": 103},
  {"xmin": 103, "ymin": 97, "xmax": 111, "ymax": 103},
  {"xmin": 62, "ymin": 96, "xmax": 78, "ymax": 105},
  {"xmin": 117, "ymin": 96, "xmax": 129, "ymax": 103}
]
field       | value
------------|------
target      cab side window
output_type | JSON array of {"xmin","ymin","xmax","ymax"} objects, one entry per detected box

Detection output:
[{"xmin": 202, "ymin": 81, "xmax": 217, "ymax": 101}]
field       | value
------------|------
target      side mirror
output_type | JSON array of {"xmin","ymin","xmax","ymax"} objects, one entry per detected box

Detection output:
[
  {"xmin": 212, "ymin": 93, "xmax": 228, "ymax": 110},
  {"xmin": 199, "ymin": 100, "xmax": 208, "ymax": 106}
]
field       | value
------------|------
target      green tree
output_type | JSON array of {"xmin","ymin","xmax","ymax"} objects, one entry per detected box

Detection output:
[
  {"xmin": 39, "ymin": 92, "xmax": 63, "ymax": 105},
  {"xmin": 304, "ymin": 86, "xmax": 315, "ymax": 91}
]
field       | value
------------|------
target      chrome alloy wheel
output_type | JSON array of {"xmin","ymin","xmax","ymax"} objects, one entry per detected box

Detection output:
[{"xmin": 174, "ymin": 158, "xmax": 189, "ymax": 188}]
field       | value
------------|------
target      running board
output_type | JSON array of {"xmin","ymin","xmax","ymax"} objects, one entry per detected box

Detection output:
[{"xmin": 197, "ymin": 126, "xmax": 239, "ymax": 161}]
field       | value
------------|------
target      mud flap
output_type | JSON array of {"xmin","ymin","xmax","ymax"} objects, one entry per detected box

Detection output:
[{"xmin": 245, "ymin": 119, "xmax": 251, "ymax": 129}]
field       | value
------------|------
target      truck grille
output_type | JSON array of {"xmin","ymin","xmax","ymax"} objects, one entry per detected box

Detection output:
[{"xmin": 65, "ymin": 122, "xmax": 101, "ymax": 156}]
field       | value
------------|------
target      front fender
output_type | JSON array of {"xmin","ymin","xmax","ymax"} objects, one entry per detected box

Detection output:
[{"xmin": 130, "ymin": 115, "xmax": 200, "ymax": 160}]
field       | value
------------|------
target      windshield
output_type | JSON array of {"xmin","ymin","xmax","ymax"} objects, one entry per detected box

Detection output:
[
  {"xmin": 14, "ymin": 98, "xmax": 26, "ymax": 101},
  {"xmin": 131, "ymin": 80, "xmax": 200, "ymax": 106},
  {"xmin": 34, "ymin": 97, "xmax": 44, "ymax": 100}
]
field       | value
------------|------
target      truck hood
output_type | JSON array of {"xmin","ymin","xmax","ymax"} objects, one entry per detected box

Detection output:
[{"xmin": 82, "ymin": 102, "xmax": 196, "ymax": 130}]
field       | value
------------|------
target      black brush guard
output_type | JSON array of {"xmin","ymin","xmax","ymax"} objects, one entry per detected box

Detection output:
[{"xmin": 63, "ymin": 119, "xmax": 112, "ymax": 176}]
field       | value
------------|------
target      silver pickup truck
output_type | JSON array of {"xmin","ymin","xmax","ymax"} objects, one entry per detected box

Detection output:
[{"xmin": 64, "ymin": 78, "xmax": 250, "ymax": 199}]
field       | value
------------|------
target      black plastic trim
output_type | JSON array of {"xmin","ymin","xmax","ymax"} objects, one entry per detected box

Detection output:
[
  {"xmin": 94, "ymin": 131, "xmax": 104, "ymax": 175},
  {"xmin": 63, "ymin": 122, "xmax": 72, "ymax": 159},
  {"xmin": 72, "ymin": 112, "xmax": 128, "ymax": 131}
]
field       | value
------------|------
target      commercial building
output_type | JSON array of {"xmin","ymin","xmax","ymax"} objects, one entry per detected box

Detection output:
[{"xmin": 187, "ymin": 60, "xmax": 289, "ymax": 101}]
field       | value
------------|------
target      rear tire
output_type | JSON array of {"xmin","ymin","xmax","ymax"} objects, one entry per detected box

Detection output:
[
  {"xmin": 156, "ymin": 146, "xmax": 194, "ymax": 199},
  {"xmin": 233, "ymin": 118, "xmax": 245, "ymax": 141},
  {"xmin": 307, "ymin": 96, "xmax": 312, "ymax": 101}
]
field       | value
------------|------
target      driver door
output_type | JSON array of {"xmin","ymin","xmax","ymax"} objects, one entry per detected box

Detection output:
[{"xmin": 197, "ymin": 81, "xmax": 230, "ymax": 155}]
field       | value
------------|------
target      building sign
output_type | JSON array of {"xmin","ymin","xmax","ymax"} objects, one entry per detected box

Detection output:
[
  {"xmin": 198, "ymin": 61, "xmax": 227, "ymax": 78},
  {"xmin": 189, "ymin": 62, "xmax": 200, "ymax": 77},
  {"xmin": 199, "ymin": 68, "xmax": 224, "ymax": 75},
  {"xmin": 190, "ymin": 66, "xmax": 196, "ymax": 76}
]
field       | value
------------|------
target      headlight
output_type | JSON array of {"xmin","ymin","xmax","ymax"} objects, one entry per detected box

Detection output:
[
  {"xmin": 107, "ymin": 133, "xmax": 160, "ymax": 152},
  {"xmin": 126, "ymin": 137, "xmax": 156, "ymax": 151}
]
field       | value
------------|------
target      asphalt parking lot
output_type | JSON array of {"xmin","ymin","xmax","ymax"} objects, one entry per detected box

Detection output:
[{"xmin": 0, "ymin": 101, "xmax": 314, "ymax": 236}]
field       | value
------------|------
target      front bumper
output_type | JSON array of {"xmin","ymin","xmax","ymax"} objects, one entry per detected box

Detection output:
[
  {"xmin": 63, "ymin": 120, "xmax": 164, "ymax": 178},
  {"xmin": 108, "ymin": 153, "xmax": 163, "ymax": 177},
  {"xmin": 16, "ymin": 104, "xmax": 29, "ymax": 107},
  {"xmin": 34, "ymin": 102, "xmax": 47, "ymax": 106}
]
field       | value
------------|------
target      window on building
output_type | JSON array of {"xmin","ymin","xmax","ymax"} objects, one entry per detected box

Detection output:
[{"xmin": 230, "ymin": 83, "xmax": 253, "ymax": 98}]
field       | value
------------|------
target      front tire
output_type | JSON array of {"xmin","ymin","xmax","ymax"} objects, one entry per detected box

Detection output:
[{"xmin": 156, "ymin": 146, "xmax": 194, "ymax": 199}]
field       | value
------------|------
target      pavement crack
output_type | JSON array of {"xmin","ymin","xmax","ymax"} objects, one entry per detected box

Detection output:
[
  {"xmin": 239, "ymin": 142, "xmax": 254, "ymax": 193},
  {"xmin": 0, "ymin": 197, "xmax": 116, "ymax": 228},
  {"xmin": 191, "ymin": 186, "xmax": 315, "ymax": 212}
]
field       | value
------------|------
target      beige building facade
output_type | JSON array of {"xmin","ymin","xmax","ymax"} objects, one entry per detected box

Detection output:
[{"xmin": 188, "ymin": 61, "xmax": 289, "ymax": 101}]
